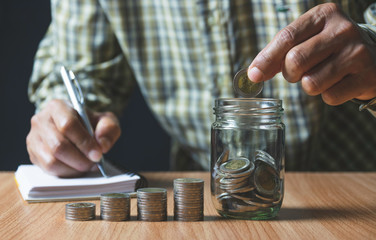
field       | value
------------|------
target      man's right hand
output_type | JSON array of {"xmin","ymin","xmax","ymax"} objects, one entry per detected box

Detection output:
[{"xmin": 26, "ymin": 99, "xmax": 121, "ymax": 177}]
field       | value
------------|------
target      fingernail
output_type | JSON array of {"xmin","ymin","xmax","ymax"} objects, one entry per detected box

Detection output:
[
  {"xmin": 248, "ymin": 67, "xmax": 264, "ymax": 82},
  {"xmin": 88, "ymin": 150, "xmax": 102, "ymax": 162},
  {"xmin": 99, "ymin": 138, "xmax": 111, "ymax": 152}
]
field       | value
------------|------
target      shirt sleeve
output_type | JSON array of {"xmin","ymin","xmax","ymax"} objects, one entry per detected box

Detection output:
[
  {"xmin": 28, "ymin": 0, "xmax": 135, "ymax": 115},
  {"xmin": 359, "ymin": 3, "xmax": 376, "ymax": 43}
]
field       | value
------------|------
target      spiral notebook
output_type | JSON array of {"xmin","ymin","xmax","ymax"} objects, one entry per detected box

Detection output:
[{"xmin": 14, "ymin": 165, "xmax": 145, "ymax": 203}]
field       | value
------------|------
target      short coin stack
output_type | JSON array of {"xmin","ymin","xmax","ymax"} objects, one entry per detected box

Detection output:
[
  {"xmin": 100, "ymin": 193, "xmax": 130, "ymax": 221},
  {"xmin": 174, "ymin": 178, "xmax": 204, "ymax": 221},
  {"xmin": 65, "ymin": 202, "xmax": 96, "ymax": 221},
  {"xmin": 217, "ymin": 157, "xmax": 255, "ymax": 203},
  {"xmin": 137, "ymin": 188, "xmax": 167, "ymax": 221}
]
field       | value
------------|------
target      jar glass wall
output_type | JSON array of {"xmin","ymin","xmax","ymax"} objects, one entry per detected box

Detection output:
[{"xmin": 210, "ymin": 98, "xmax": 285, "ymax": 220}]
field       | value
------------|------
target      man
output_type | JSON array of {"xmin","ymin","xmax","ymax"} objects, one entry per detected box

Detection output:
[{"xmin": 27, "ymin": 1, "xmax": 376, "ymax": 177}]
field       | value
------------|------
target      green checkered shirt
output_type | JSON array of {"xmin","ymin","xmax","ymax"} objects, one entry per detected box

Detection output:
[{"xmin": 29, "ymin": 0, "xmax": 376, "ymax": 171}]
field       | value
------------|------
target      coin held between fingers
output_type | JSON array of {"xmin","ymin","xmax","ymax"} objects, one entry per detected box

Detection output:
[{"xmin": 233, "ymin": 68, "xmax": 264, "ymax": 98}]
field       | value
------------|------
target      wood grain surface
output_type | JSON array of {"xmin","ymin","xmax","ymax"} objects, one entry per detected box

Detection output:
[{"xmin": 1, "ymin": 171, "xmax": 375, "ymax": 240}]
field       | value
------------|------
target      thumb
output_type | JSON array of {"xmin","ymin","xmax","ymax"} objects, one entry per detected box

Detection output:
[{"xmin": 91, "ymin": 112, "xmax": 121, "ymax": 153}]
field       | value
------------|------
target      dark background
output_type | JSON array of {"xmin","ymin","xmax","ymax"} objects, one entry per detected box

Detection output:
[{"xmin": 0, "ymin": 1, "xmax": 171, "ymax": 171}]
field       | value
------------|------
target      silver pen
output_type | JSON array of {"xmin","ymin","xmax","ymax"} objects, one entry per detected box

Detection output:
[{"xmin": 60, "ymin": 66, "xmax": 108, "ymax": 177}]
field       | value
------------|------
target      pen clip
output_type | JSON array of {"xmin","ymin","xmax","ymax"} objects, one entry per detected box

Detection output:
[
  {"xmin": 60, "ymin": 66, "xmax": 93, "ymax": 135},
  {"xmin": 68, "ymin": 70, "xmax": 85, "ymax": 105}
]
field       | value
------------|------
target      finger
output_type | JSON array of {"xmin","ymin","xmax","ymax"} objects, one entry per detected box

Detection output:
[
  {"xmin": 48, "ymin": 101, "xmax": 103, "ymax": 162},
  {"xmin": 282, "ymin": 29, "xmax": 338, "ymax": 83},
  {"xmin": 27, "ymin": 129, "xmax": 84, "ymax": 177},
  {"xmin": 301, "ymin": 40, "xmax": 363, "ymax": 97},
  {"xmin": 26, "ymin": 131, "xmax": 41, "ymax": 166},
  {"xmin": 301, "ymin": 57, "xmax": 346, "ymax": 97},
  {"xmin": 321, "ymin": 74, "xmax": 364, "ymax": 106},
  {"xmin": 91, "ymin": 112, "xmax": 121, "ymax": 153},
  {"xmin": 248, "ymin": 3, "xmax": 335, "ymax": 82},
  {"xmin": 36, "ymin": 140, "xmax": 86, "ymax": 178},
  {"xmin": 42, "ymin": 117, "xmax": 95, "ymax": 172}
]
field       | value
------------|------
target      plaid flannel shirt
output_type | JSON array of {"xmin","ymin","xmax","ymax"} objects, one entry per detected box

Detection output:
[{"xmin": 29, "ymin": 0, "xmax": 376, "ymax": 171}]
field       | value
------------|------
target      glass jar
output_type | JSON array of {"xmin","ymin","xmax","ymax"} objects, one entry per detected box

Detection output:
[{"xmin": 210, "ymin": 98, "xmax": 285, "ymax": 220}]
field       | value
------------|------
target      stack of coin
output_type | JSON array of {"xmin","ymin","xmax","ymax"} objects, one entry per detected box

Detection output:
[
  {"xmin": 137, "ymin": 188, "xmax": 167, "ymax": 221},
  {"xmin": 174, "ymin": 178, "xmax": 204, "ymax": 221},
  {"xmin": 100, "ymin": 193, "xmax": 130, "ymax": 221},
  {"xmin": 218, "ymin": 157, "xmax": 255, "ymax": 194},
  {"xmin": 65, "ymin": 202, "xmax": 96, "ymax": 221}
]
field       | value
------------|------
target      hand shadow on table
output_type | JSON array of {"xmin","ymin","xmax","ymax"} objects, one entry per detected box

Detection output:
[{"xmin": 275, "ymin": 205, "xmax": 376, "ymax": 221}]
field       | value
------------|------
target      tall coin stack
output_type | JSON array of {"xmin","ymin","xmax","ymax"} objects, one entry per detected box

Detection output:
[
  {"xmin": 137, "ymin": 188, "xmax": 167, "ymax": 221},
  {"xmin": 174, "ymin": 178, "xmax": 204, "ymax": 221},
  {"xmin": 100, "ymin": 193, "xmax": 130, "ymax": 221},
  {"xmin": 65, "ymin": 202, "xmax": 96, "ymax": 221}
]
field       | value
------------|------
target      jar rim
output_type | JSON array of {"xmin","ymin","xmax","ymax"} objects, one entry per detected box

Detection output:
[
  {"xmin": 214, "ymin": 98, "xmax": 283, "ymax": 116},
  {"xmin": 215, "ymin": 98, "xmax": 282, "ymax": 104}
]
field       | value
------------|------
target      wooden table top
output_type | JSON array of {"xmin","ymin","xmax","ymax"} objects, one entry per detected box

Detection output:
[{"xmin": 1, "ymin": 171, "xmax": 376, "ymax": 240}]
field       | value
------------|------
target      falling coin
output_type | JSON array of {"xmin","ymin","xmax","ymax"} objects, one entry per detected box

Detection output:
[{"xmin": 233, "ymin": 68, "xmax": 263, "ymax": 98}]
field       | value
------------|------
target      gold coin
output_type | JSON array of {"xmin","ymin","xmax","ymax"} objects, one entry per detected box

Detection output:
[
  {"xmin": 220, "ymin": 157, "xmax": 250, "ymax": 174},
  {"xmin": 254, "ymin": 161, "xmax": 279, "ymax": 196},
  {"xmin": 233, "ymin": 68, "xmax": 263, "ymax": 97}
]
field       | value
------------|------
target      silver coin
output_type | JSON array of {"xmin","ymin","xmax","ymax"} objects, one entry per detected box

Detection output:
[
  {"xmin": 219, "ymin": 180, "xmax": 250, "ymax": 191},
  {"xmin": 226, "ymin": 204, "xmax": 260, "ymax": 212},
  {"xmin": 137, "ymin": 188, "xmax": 167, "ymax": 195},
  {"xmin": 255, "ymin": 150, "xmax": 277, "ymax": 170},
  {"xmin": 225, "ymin": 185, "xmax": 255, "ymax": 194},
  {"xmin": 231, "ymin": 192, "xmax": 253, "ymax": 201},
  {"xmin": 222, "ymin": 164, "xmax": 254, "ymax": 179},
  {"xmin": 254, "ymin": 193, "xmax": 275, "ymax": 202},
  {"xmin": 242, "ymin": 199, "xmax": 275, "ymax": 208},
  {"xmin": 215, "ymin": 149, "xmax": 230, "ymax": 169},
  {"xmin": 216, "ymin": 192, "xmax": 232, "ymax": 201},
  {"xmin": 174, "ymin": 178, "xmax": 204, "ymax": 184},
  {"xmin": 219, "ymin": 174, "xmax": 251, "ymax": 185}
]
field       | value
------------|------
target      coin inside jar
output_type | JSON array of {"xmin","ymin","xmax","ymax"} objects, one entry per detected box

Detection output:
[
  {"xmin": 233, "ymin": 68, "xmax": 263, "ymax": 98},
  {"xmin": 255, "ymin": 150, "xmax": 277, "ymax": 170},
  {"xmin": 254, "ymin": 161, "xmax": 280, "ymax": 196},
  {"xmin": 220, "ymin": 157, "xmax": 251, "ymax": 174}
]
